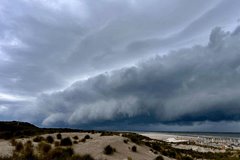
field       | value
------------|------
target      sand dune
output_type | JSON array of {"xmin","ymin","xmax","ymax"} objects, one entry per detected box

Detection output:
[{"xmin": 0, "ymin": 132, "xmax": 169, "ymax": 160}]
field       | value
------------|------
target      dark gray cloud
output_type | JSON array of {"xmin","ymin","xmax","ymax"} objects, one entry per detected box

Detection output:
[
  {"xmin": 29, "ymin": 26, "xmax": 240, "ymax": 129},
  {"xmin": 0, "ymin": 0, "xmax": 240, "ymax": 130},
  {"xmin": 0, "ymin": 0, "xmax": 239, "ymax": 95}
]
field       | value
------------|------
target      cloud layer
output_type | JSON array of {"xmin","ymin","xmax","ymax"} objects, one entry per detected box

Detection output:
[
  {"xmin": 34, "ymin": 26, "xmax": 240, "ymax": 129},
  {"xmin": 0, "ymin": 0, "xmax": 239, "ymax": 96}
]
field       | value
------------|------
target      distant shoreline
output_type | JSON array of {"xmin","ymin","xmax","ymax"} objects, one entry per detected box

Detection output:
[{"xmin": 134, "ymin": 131, "xmax": 240, "ymax": 139}]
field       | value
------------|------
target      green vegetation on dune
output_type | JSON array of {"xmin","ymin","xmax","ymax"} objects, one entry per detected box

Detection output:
[
  {"xmin": 0, "ymin": 121, "xmax": 38, "ymax": 131},
  {"xmin": 0, "ymin": 121, "xmax": 81, "ymax": 140},
  {"xmin": 0, "ymin": 121, "xmax": 41, "ymax": 139}
]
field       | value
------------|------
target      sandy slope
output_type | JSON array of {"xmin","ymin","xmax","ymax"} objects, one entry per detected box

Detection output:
[
  {"xmin": 0, "ymin": 140, "xmax": 14, "ymax": 157},
  {"xmin": 0, "ymin": 132, "xmax": 171, "ymax": 160}
]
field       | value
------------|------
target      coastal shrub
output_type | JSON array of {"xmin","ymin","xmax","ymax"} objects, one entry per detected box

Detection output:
[
  {"xmin": 123, "ymin": 139, "xmax": 129, "ymax": 144},
  {"xmin": 10, "ymin": 139, "xmax": 17, "ymax": 146},
  {"xmin": 33, "ymin": 136, "xmax": 45, "ymax": 142},
  {"xmin": 104, "ymin": 145, "xmax": 116, "ymax": 155},
  {"xmin": 131, "ymin": 136, "xmax": 140, "ymax": 144},
  {"xmin": 48, "ymin": 147, "xmax": 74, "ymax": 159},
  {"xmin": 73, "ymin": 140, "xmax": 78, "ymax": 144},
  {"xmin": 122, "ymin": 133, "xmax": 145, "ymax": 144},
  {"xmin": 154, "ymin": 155, "xmax": 164, "ymax": 160},
  {"xmin": 26, "ymin": 140, "xmax": 33, "ymax": 146},
  {"xmin": 22, "ymin": 140, "xmax": 35, "ymax": 159},
  {"xmin": 182, "ymin": 156, "xmax": 193, "ymax": 160},
  {"xmin": 80, "ymin": 138, "xmax": 86, "ymax": 143},
  {"xmin": 145, "ymin": 141, "xmax": 151, "ymax": 147},
  {"xmin": 15, "ymin": 141, "xmax": 24, "ymax": 152},
  {"xmin": 73, "ymin": 135, "xmax": 79, "ymax": 140},
  {"xmin": 100, "ymin": 131, "xmax": 114, "ymax": 136},
  {"xmin": 60, "ymin": 137, "xmax": 73, "ymax": 146},
  {"xmin": 46, "ymin": 135, "xmax": 54, "ymax": 143},
  {"xmin": 54, "ymin": 141, "xmax": 60, "ymax": 147},
  {"xmin": 56, "ymin": 133, "xmax": 62, "ymax": 140},
  {"xmin": 162, "ymin": 150, "xmax": 177, "ymax": 158},
  {"xmin": 152, "ymin": 143, "xmax": 161, "ymax": 151},
  {"xmin": 38, "ymin": 142, "xmax": 52, "ymax": 154},
  {"xmin": 84, "ymin": 135, "xmax": 91, "ymax": 139},
  {"xmin": 71, "ymin": 154, "xmax": 95, "ymax": 160},
  {"xmin": 131, "ymin": 146, "xmax": 137, "ymax": 152}
]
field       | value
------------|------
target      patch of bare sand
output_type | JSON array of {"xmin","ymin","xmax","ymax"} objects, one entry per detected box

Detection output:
[
  {"xmin": 0, "ymin": 140, "xmax": 14, "ymax": 157},
  {"xmin": 54, "ymin": 132, "xmax": 158, "ymax": 160},
  {"xmin": 74, "ymin": 134, "xmax": 155, "ymax": 160}
]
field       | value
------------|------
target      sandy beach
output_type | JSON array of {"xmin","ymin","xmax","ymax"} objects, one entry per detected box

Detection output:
[
  {"xmin": 139, "ymin": 132, "xmax": 240, "ymax": 152},
  {"xmin": 138, "ymin": 132, "xmax": 197, "ymax": 142}
]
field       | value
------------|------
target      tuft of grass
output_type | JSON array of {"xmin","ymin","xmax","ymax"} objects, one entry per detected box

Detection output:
[
  {"xmin": 60, "ymin": 137, "xmax": 73, "ymax": 146},
  {"xmin": 104, "ymin": 145, "xmax": 116, "ymax": 155},
  {"xmin": 128, "ymin": 157, "xmax": 133, "ymax": 160}
]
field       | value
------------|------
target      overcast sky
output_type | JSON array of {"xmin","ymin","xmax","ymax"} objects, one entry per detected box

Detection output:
[{"xmin": 1, "ymin": 0, "xmax": 240, "ymax": 131}]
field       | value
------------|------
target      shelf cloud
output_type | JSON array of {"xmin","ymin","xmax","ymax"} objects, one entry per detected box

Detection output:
[{"xmin": 35, "ymin": 26, "xmax": 240, "ymax": 129}]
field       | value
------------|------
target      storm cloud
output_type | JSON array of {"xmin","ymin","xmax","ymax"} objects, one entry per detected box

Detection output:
[{"xmin": 35, "ymin": 26, "xmax": 240, "ymax": 128}]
